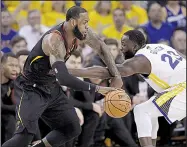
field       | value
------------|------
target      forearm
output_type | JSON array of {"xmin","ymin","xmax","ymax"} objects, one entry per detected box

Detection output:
[
  {"xmin": 99, "ymin": 41, "xmax": 122, "ymax": 76},
  {"xmin": 85, "ymin": 29, "xmax": 122, "ymax": 76},
  {"xmin": 68, "ymin": 64, "xmax": 134, "ymax": 79},
  {"xmin": 52, "ymin": 61, "xmax": 97, "ymax": 92},
  {"xmin": 68, "ymin": 66, "xmax": 110, "ymax": 79}
]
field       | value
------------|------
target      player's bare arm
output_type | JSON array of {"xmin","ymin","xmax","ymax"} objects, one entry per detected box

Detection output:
[
  {"xmin": 69, "ymin": 55, "xmax": 151, "ymax": 79},
  {"xmin": 42, "ymin": 33, "xmax": 116, "ymax": 95},
  {"xmin": 42, "ymin": 33, "xmax": 67, "ymax": 63},
  {"xmin": 83, "ymin": 28, "xmax": 124, "ymax": 88}
]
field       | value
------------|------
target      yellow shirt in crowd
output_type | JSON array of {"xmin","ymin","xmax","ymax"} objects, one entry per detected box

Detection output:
[
  {"xmin": 81, "ymin": 1, "xmax": 97, "ymax": 13},
  {"xmin": 89, "ymin": 10, "xmax": 113, "ymax": 32},
  {"xmin": 116, "ymin": 4, "xmax": 148, "ymax": 26},
  {"xmin": 102, "ymin": 25, "xmax": 133, "ymax": 40},
  {"xmin": 125, "ymin": 5, "xmax": 148, "ymax": 25},
  {"xmin": 43, "ymin": 11, "xmax": 66, "ymax": 28},
  {"xmin": 41, "ymin": 1, "xmax": 75, "ymax": 27},
  {"xmin": 81, "ymin": 1, "xmax": 119, "ymax": 12}
]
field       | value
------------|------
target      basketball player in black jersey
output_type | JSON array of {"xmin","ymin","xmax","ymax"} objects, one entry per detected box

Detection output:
[{"xmin": 2, "ymin": 6, "xmax": 123, "ymax": 147}]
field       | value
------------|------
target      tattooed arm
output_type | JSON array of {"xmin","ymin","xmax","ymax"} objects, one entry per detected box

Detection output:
[
  {"xmin": 83, "ymin": 28, "xmax": 124, "ymax": 88},
  {"xmin": 42, "ymin": 33, "xmax": 116, "ymax": 95},
  {"xmin": 42, "ymin": 32, "xmax": 97, "ymax": 92}
]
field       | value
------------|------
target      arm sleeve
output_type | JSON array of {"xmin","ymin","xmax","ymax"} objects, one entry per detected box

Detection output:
[
  {"xmin": 1, "ymin": 99, "xmax": 16, "ymax": 113},
  {"xmin": 69, "ymin": 97, "xmax": 93, "ymax": 110},
  {"xmin": 52, "ymin": 61, "xmax": 96, "ymax": 92}
]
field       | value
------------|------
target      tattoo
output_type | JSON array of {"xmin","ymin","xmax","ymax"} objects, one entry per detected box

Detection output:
[
  {"xmin": 85, "ymin": 28, "xmax": 123, "ymax": 77},
  {"xmin": 42, "ymin": 33, "xmax": 66, "ymax": 66}
]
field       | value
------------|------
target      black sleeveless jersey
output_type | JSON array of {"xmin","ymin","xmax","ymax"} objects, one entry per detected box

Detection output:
[{"xmin": 22, "ymin": 22, "xmax": 78, "ymax": 85}]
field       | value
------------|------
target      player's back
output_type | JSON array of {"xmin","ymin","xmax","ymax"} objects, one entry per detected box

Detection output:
[{"xmin": 136, "ymin": 44, "xmax": 186, "ymax": 92}]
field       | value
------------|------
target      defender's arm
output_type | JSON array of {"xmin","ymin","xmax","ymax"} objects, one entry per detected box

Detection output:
[{"xmin": 69, "ymin": 56, "xmax": 151, "ymax": 79}]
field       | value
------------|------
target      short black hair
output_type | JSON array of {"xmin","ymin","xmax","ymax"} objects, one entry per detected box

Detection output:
[
  {"xmin": 16, "ymin": 50, "xmax": 30, "ymax": 58},
  {"xmin": 147, "ymin": 2, "xmax": 161, "ymax": 13},
  {"xmin": 71, "ymin": 50, "xmax": 83, "ymax": 62},
  {"xmin": 104, "ymin": 38, "xmax": 118, "ymax": 47},
  {"xmin": 1, "ymin": 52, "xmax": 17, "ymax": 63},
  {"xmin": 124, "ymin": 30, "xmax": 146, "ymax": 48},
  {"xmin": 66, "ymin": 6, "xmax": 87, "ymax": 21},
  {"xmin": 10, "ymin": 35, "xmax": 27, "ymax": 47}
]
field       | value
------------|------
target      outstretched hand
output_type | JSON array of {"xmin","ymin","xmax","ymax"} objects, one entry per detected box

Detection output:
[{"xmin": 96, "ymin": 86, "xmax": 116, "ymax": 96}]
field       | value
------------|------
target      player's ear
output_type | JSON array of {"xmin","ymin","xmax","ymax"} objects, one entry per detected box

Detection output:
[
  {"xmin": 70, "ymin": 19, "xmax": 77, "ymax": 27},
  {"xmin": 133, "ymin": 44, "xmax": 138, "ymax": 51}
]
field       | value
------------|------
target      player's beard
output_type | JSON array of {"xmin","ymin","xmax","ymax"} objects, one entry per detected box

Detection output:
[
  {"xmin": 124, "ymin": 50, "xmax": 135, "ymax": 59},
  {"xmin": 73, "ymin": 25, "xmax": 85, "ymax": 40}
]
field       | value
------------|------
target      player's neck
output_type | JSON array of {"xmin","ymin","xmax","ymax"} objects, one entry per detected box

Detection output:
[
  {"xmin": 1, "ymin": 74, "xmax": 9, "ymax": 84},
  {"xmin": 1, "ymin": 26, "xmax": 11, "ymax": 35},
  {"xmin": 63, "ymin": 22, "xmax": 76, "ymax": 41}
]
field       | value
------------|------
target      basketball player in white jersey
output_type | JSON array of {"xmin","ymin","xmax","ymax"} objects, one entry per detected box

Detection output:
[{"xmin": 69, "ymin": 30, "xmax": 186, "ymax": 147}]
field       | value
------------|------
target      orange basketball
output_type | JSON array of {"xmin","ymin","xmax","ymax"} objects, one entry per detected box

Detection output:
[{"xmin": 104, "ymin": 89, "xmax": 131, "ymax": 118}]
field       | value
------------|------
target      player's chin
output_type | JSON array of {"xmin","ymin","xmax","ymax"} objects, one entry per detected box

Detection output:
[{"xmin": 80, "ymin": 34, "xmax": 87, "ymax": 40}]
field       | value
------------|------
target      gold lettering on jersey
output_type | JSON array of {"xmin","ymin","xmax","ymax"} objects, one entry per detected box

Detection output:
[
  {"xmin": 30, "ymin": 56, "xmax": 44, "ymax": 65},
  {"xmin": 147, "ymin": 46, "xmax": 164, "ymax": 54}
]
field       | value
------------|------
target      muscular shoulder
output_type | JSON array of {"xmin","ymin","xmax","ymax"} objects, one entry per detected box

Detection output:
[{"xmin": 42, "ymin": 32, "xmax": 66, "ymax": 57}]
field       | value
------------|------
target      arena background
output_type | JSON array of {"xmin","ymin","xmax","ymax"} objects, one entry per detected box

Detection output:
[{"xmin": 1, "ymin": 1, "xmax": 186, "ymax": 147}]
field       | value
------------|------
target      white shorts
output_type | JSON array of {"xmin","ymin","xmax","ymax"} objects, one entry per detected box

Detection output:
[{"xmin": 152, "ymin": 82, "xmax": 186, "ymax": 124}]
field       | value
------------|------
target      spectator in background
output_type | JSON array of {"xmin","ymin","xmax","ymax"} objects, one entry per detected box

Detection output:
[
  {"xmin": 1, "ymin": 9, "xmax": 17, "ymax": 53},
  {"xmin": 103, "ymin": 38, "xmax": 125, "ymax": 65},
  {"xmin": 10, "ymin": 36, "xmax": 28, "ymax": 55},
  {"xmin": 89, "ymin": 1, "xmax": 113, "ymax": 33},
  {"xmin": 65, "ymin": 51, "xmax": 100, "ymax": 147},
  {"xmin": 120, "ymin": 1, "xmax": 148, "ymax": 28},
  {"xmin": 1, "ymin": 53, "xmax": 20, "ymax": 144},
  {"xmin": 171, "ymin": 28, "xmax": 186, "ymax": 54},
  {"xmin": 43, "ymin": 1, "xmax": 69, "ymax": 27},
  {"xmin": 78, "ymin": 42, "xmax": 93, "ymax": 61},
  {"xmin": 102, "ymin": 8, "xmax": 133, "ymax": 40},
  {"xmin": 103, "ymin": 38, "xmax": 119, "ymax": 61},
  {"xmin": 19, "ymin": 9, "xmax": 49, "ymax": 51},
  {"xmin": 143, "ymin": 2, "xmax": 174, "ymax": 45},
  {"xmin": 16, "ymin": 50, "xmax": 30, "ymax": 71},
  {"xmin": 136, "ymin": 26, "xmax": 150, "ymax": 44},
  {"xmin": 162, "ymin": 1, "xmax": 186, "ymax": 31},
  {"xmin": 86, "ymin": 58, "xmax": 138, "ymax": 147}
]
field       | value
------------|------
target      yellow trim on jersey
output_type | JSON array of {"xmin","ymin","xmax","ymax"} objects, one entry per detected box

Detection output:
[
  {"xmin": 18, "ymin": 91, "xmax": 24, "ymax": 127},
  {"xmin": 148, "ymin": 73, "xmax": 170, "ymax": 89},
  {"xmin": 30, "ymin": 56, "xmax": 44, "ymax": 65},
  {"xmin": 156, "ymin": 82, "xmax": 186, "ymax": 106}
]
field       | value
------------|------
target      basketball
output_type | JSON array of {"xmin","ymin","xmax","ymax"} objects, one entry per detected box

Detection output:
[{"xmin": 104, "ymin": 89, "xmax": 131, "ymax": 118}]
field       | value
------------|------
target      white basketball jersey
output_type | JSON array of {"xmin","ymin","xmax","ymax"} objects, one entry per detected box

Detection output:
[{"xmin": 135, "ymin": 44, "xmax": 186, "ymax": 93}]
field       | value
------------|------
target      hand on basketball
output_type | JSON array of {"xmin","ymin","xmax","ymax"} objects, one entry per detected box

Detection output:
[{"xmin": 97, "ymin": 86, "xmax": 116, "ymax": 95}]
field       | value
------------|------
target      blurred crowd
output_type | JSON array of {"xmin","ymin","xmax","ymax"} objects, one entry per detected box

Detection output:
[{"xmin": 1, "ymin": 1, "xmax": 186, "ymax": 147}]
